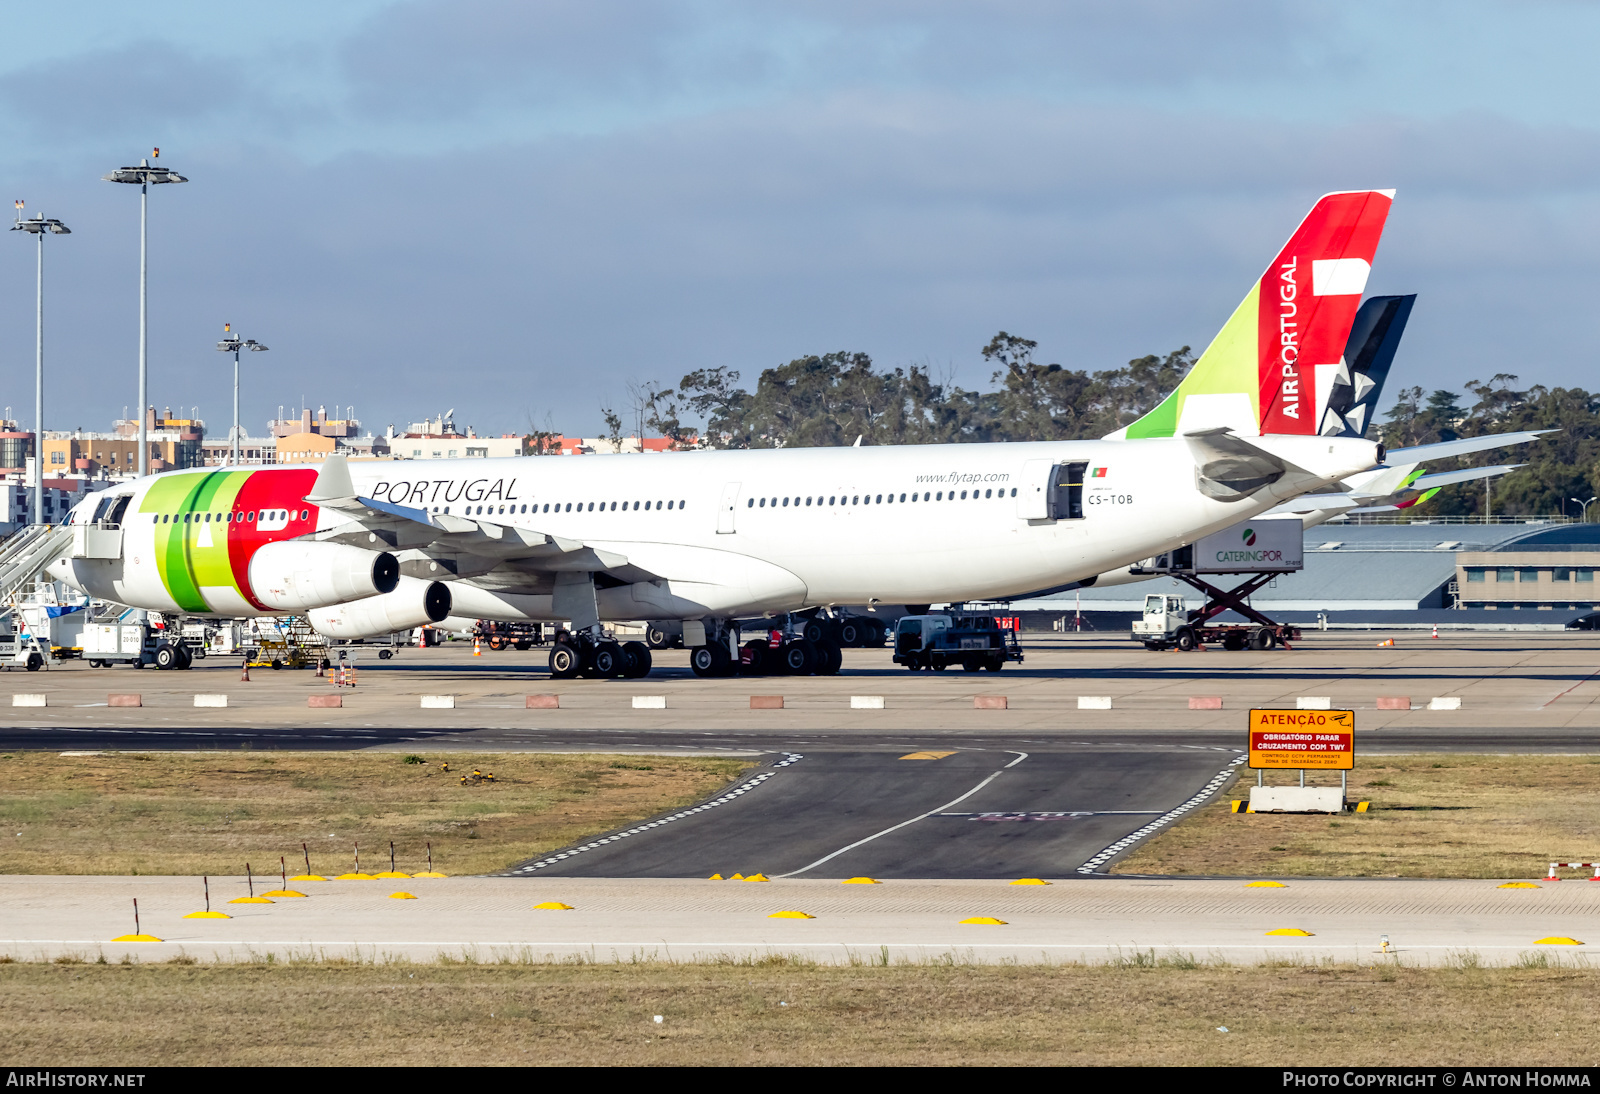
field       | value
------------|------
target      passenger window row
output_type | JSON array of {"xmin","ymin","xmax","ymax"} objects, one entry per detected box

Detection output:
[
  {"xmin": 748, "ymin": 488, "xmax": 1019, "ymax": 508},
  {"xmin": 155, "ymin": 509, "xmax": 304, "ymax": 524},
  {"xmin": 420, "ymin": 501, "xmax": 688, "ymax": 516}
]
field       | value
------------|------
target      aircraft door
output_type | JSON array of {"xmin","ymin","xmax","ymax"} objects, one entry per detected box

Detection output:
[
  {"xmin": 1016, "ymin": 459, "xmax": 1054, "ymax": 519},
  {"xmin": 1051, "ymin": 463, "xmax": 1087, "ymax": 520},
  {"xmin": 716, "ymin": 482, "xmax": 741, "ymax": 534}
]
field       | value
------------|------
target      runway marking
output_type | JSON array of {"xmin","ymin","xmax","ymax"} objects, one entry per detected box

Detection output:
[
  {"xmin": 1075, "ymin": 753, "xmax": 1248, "ymax": 875},
  {"xmin": 936, "ymin": 811, "xmax": 1164, "ymax": 822},
  {"xmin": 778, "ymin": 751, "xmax": 1029, "ymax": 877},
  {"xmin": 900, "ymin": 751, "xmax": 957, "ymax": 760},
  {"xmin": 1541, "ymin": 666, "xmax": 1600, "ymax": 708},
  {"xmin": 510, "ymin": 752, "xmax": 803, "ymax": 874}
]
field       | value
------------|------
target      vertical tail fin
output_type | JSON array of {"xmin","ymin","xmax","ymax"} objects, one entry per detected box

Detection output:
[{"xmin": 1120, "ymin": 190, "xmax": 1394, "ymax": 439}]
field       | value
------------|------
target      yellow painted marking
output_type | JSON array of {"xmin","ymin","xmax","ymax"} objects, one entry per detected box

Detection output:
[
  {"xmin": 1246, "ymin": 881, "xmax": 1287, "ymax": 888},
  {"xmin": 1536, "ymin": 936, "xmax": 1584, "ymax": 945},
  {"xmin": 533, "ymin": 902, "xmax": 574, "ymax": 910},
  {"xmin": 1265, "ymin": 928, "xmax": 1313, "ymax": 936},
  {"xmin": 1498, "ymin": 882, "xmax": 1541, "ymax": 889},
  {"xmin": 960, "ymin": 916, "xmax": 1008, "ymax": 925},
  {"xmin": 388, "ymin": 892, "xmax": 418, "ymax": 900},
  {"xmin": 1010, "ymin": 878, "xmax": 1049, "ymax": 886},
  {"xmin": 768, "ymin": 910, "xmax": 815, "ymax": 919},
  {"xmin": 900, "ymin": 751, "xmax": 957, "ymax": 760}
]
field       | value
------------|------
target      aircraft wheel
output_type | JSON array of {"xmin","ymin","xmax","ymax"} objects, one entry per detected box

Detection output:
[
  {"xmin": 801, "ymin": 618, "xmax": 828, "ymax": 644},
  {"xmin": 780, "ymin": 641, "xmax": 817, "ymax": 675},
  {"xmin": 1174, "ymin": 627, "xmax": 1198, "ymax": 652},
  {"xmin": 622, "ymin": 641, "xmax": 652, "ymax": 678},
  {"xmin": 646, "ymin": 625, "xmax": 672, "ymax": 649},
  {"xmin": 591, "ymin": 641, "xmax": 625, "ymax": 678},
  {"xmin": 549, "ymin": 642, "xmax": 581, "ymax": 679},
  {"xmin": 818, "ymin": 641, "xmax": 843, "ymax": 676},
  {"xmin": 689, "ymin": 645, "xmax": 717, "ymax": 677},
  {"xmin": 379, "ymin": 649, "xmax": 393, "ymax": 660},
  {"xmin": 838, "ymin": 620, "xmax": 863, "ymax": 647},
  {"xmin": 154, "ymin": 643, "xmax": 179, "ymax": 670}
]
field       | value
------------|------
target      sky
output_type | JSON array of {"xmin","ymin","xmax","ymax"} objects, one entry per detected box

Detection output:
[{"xmin": 1, "ymin": 0, "xmax": 1597, "ymax": 440}]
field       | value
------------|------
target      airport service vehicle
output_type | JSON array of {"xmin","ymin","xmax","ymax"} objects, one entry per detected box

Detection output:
[
  {"xmin": 1129, "ymin": 516, "xmax": 1303, "ymax": 650},
  {"xmin": 893, "ymin": 613, "xmax": 1023, "ymax": 672},
  {"xmin": 1132, "ymin": 594, "xmax": 1297, "ymax": 652},
  {"xmin": 48, "ymin": 191, "xmax": 1396, "ymax": 680}
]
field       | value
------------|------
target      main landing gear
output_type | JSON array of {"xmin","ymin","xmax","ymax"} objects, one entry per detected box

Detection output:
[
  {"xmin": 547, "ymin": 629, "xmax": 653, "ymax": 680},
  {"xmin": 690, "ymin": 618, "xmax": 842, "ymax": 678}
]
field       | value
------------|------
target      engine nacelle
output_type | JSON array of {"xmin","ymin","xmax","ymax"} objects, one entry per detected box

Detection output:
[
  {"xmin": 307, "ymin": 578, "xmax": 452, "ymax": 639},
  {"xmin": 247, "ymin": 541, "xmax": 400, "ymax": 612}
]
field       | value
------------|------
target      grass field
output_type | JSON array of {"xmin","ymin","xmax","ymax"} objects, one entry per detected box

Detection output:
[
  {"xmin": 0, "ymin": 752, "xmax": 753, "ymax": 876},
  {"xmin": 1115, "ymin": 754, "xmax": 1600, "ymax": 878},
  {"xmin": 4, "ymin": 960, "xmax": 1600, "ymax": 1066}
]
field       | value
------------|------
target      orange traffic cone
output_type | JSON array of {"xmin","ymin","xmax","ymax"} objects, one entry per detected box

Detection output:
[
  {"xmin": 240, "ymin": 659, "xmax": 250, "ymax": 682},
  {"xmin": 473, "ymin": 636, "xmax": 482, "ymax": 656},
  {"xmin": 1432, "ymin": 624, "xmax": 1438, "ymax": 639}
]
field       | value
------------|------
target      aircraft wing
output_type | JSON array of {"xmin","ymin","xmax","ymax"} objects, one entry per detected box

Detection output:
[{"xmin": 304, "ymin": 455, "xmax": 656, "ymax": 583}]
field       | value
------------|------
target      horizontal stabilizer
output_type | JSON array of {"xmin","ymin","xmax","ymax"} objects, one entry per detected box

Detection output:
[{"xmin": 1385, "ymin": 430, "xmax": 1552, "ymax": 464}]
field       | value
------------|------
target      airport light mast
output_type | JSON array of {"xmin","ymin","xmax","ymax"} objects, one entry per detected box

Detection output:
[
  {"xmin": 102, "ymin": 150, "xmax": 186, "ymax": 477},
  {"xmin": 10, "ymin": 203, "xmax": 71, "ymax": 526},
  {"xmin": 1572, "ymin": 496, "xmax": 1597, "ymax": 523},
  {"xmin": 215, "ymin": 326, "xmax": 268, "ymax": 466}
]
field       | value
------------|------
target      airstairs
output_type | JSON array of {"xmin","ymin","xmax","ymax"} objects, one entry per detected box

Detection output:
[{"xmin": 0, "ymin": 524, "xmax": 73, "ymax": 606}]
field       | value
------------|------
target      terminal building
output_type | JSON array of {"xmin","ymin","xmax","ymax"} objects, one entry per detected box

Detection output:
[{"xmin": 1005, "ymin": 519, "xmax": 1600, "ymax": 630}]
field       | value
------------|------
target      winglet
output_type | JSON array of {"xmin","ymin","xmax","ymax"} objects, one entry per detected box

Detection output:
[{"xmin": 305, "ymin": 454, "xmax": 356, "ymax": 503}]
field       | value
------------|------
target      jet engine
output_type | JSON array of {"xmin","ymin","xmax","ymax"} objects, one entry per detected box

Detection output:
[
  {"xmin": 307, "ymin": 577, "xmax": 452, "ymax": 639},
  {"xmin": 247, "ymin": 542, "xmax": 400, "ymax": 612}
]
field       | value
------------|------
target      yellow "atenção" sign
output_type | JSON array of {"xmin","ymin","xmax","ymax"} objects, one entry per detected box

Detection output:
[{"xmin": 1247, "ymin": 708, "xmax": 1354, "ymax": 770}]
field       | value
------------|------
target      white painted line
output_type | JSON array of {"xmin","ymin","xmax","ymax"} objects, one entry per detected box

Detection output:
[
  {"xmin": 1429, "ymin": 696, "xmax": 1462, "ymax": 711},
  {"xmin": 420, "ymin": 695, "xmax": 456, "ymax": 709},
  {"xmin": 1077, "ymin": 696, "xmax": 1112, "ymax": 710},
  {"xmin": 780, "ymin": 751, "xmax": 1029, "ymax": 877},
  {"xmin": 515, "ymin": 753, "xmax": 803, "ymax": 873},
  {"xmin": 632, "ymin": 695, "xmax": 667, "ymax": 709},
  {"xmin": 1296, "ymin": 696, "xmax": 1332, "ymax": 710},
  {"xmin": 1077, "ymin": 754, "xmax": 1247, "ymax": 874},
  {"xmin": 193, "ymin": 694, "xmax": 228, "ymax": 708},
  {"xmin": 850, "ymin": 695, "xmax": 885, "ymax": 709},
  {"xmin": 11, "ymin": 694, "xmax": 45, "ymax": 707}
]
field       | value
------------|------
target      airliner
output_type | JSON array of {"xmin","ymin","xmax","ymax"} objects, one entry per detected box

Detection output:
[{"xmin": 51, "ymin": 190, "xmax": 1401, "ymax": 679}]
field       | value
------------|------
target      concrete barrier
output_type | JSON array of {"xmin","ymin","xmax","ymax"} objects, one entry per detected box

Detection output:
[
  {"xmin": 1429, "ymin": 696, "xmax": 1462, "ymax": 711},
  {"xmin": 193, "ymin": 694, "xmax": 228, "ymax": 708},
  {"xmin": 973, "ymin": 695, "xmax": 1008, "ymax": 710},
  {"xmin": 1297, "ymin": 696, "xmax": 1332, "ymax": 710},
  {"xmin": 750, "ymin": 696, "xmax": 784, "ymax": 709},
  {"xmin": 308, "ymin": 695, "xmax": 343, "ymax": 708},
  {"xmin": 108, "ymin": 694, "xmax": 141, "ymax": 708},
  {"xmin": 1188, "ymin": 697, "xmax": 1222, "ymax": 710},
  {"xmin": 1078, "ymin": 696, "xmax": 1112, "ymax": 710},
  {"xmin": 632, "ymin": 695, "xmax": 667, "ymax": 709},
  {"xmin": 11, "ymin": 694, "xmax": 45, "ymax": 707},
  {"xmin": 850, "ymin": 695, "xmax": 885, "ymax": 709},
  {"xmin": 420, "ymin": 695, "xmax": 456, "ymax": 709},
  {"xmin": 525, "ymin": 695, "xmax": 560, "ymax": 709},
  {"xmin": 1377, "ymin": 697, "xmax": 1412, "ymax": 710}
]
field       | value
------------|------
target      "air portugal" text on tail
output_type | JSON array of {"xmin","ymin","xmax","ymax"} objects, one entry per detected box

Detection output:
[{"xmin": 1120, "ymin": 189, "xmax": 1394, "ymax": 440}]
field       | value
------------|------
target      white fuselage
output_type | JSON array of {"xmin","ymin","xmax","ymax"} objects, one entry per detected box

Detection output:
[{"xmin": 56, "ymin": 436, "xmax": 1381, "ymax": 623}]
